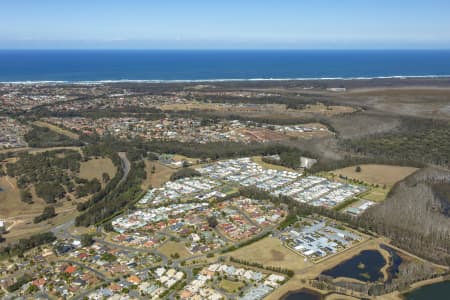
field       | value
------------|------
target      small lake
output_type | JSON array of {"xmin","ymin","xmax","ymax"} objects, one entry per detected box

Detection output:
[
  {"xmin": 380, "ymin": 244, "xmax": 402, "ymax": 282},
  {"xmin": 405, "ymin": 281, "xmax": 450, "ymax": 300},
  {"xmin": 321, "ymin": 250, "xmax": 386, "ymax": 282},
  {"xmin": 282, "ymin": 289, "xmax": 322, "ymax": 300},
  {"xmin": 0, "ymin": 186, "xmax": 4, "ymax": 192}
]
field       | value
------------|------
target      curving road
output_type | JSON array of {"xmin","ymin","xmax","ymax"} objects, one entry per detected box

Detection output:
[
  {"xmin": 117, "ymin": 152, "xmax": 131, "ymax": 185},
  {"xmin": 52, "ymin": 152, "xmax": 131, "ymax": 240}
]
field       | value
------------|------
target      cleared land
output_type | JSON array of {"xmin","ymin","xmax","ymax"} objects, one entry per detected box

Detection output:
[
  {"xmin": 0, "ymin": 176, "xmax": 45, "ymax": 217},
  {"xmin": 228, "ymin": 237, "xmax": 311, "ymax": 273},
  {"xmin": 219, "ymin": 279, "xmax": 245, "ymax": 293},
  {"xmin": 331, "ymin": 164, "xmax": 418, "ymax": 186},
  {"xmin": 362, "ymin": 187, "xmax": 390, "ymax": 202},
  {"xmin": 79, "ymin": 157, "xmax": 117, "ymax": 182},
  {"xmin": 142, "ymin": 160, "xmax": 175, "ymax": 189},
  {"xmin": 157, "ymin": 241, "xmax": 191, "ymax": 259}
]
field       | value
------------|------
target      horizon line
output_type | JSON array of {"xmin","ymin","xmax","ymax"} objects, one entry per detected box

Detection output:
[{"xmin": 1, "ymin": 48, "xmax": 450, "ymax": 51}]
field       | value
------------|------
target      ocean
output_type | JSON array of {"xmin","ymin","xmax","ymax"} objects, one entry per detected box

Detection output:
[{"xmin": 0, "ymin": 50, "xmax": 450, "ymax": 82}]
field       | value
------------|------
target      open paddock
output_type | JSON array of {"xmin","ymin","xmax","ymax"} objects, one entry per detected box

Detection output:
[
  {"xmin": 142, "ymin": 160, "xmax": 175, "ymax": 189},
  {"xmin": 228, "ymin": 237, "xmax": 312, "ymax": 273},
  {"xmin": 331, "ymin": 164, "xmax": 418, "ymax": 186},
  {"xmin": 79, "ymin": 157, "xmax": 117, "ymax": 182},
  {"xmin": 157, "ymin": 241, "xmax": 191, "ymax": 259}
]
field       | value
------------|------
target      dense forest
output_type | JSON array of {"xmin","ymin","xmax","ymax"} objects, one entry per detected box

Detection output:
[
  {"xmin": 24, "ymin": 125, "xmax": 83, "ymax": 147},
  {"xmin": 169, "ymin": 168, "xmax": 201, "ymax": 181},
  {"xmin": 347, "ymin": 119, "xmax": 450, "ymax": 168},
  {"xmin": 362, "ymin": 168, "xmax": 450, "ymax": 265}
]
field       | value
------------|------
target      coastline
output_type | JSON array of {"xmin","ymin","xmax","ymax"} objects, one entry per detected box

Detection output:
[{"xmin": 1, "ymin": 74, "xmax": 450, "ymax": 85}]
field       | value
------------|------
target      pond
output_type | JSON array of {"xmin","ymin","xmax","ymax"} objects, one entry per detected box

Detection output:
[
  {"xmin": 282, "ymin": 288, "xmax": 322, "ymax": 300},
  {"xmin": 321, "ymin": 250, "xmax": 386, "ymax": 282},
  {"xmin": 404, "ymin": 281, "xmax": 450, "ymax": 300},
  {"xmin": 380, "ymin": 244, "xmax": 403, "ymax": 282}
]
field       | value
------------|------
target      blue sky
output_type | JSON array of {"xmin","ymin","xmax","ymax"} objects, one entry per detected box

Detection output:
[{"xmin": 1, "ymin": 0, "xmax": 450, "ymax": 49}]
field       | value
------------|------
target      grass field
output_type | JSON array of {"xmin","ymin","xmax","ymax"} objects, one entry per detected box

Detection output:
[
  {"xmin": 0, "ymin": 176, "xmax": 45, "ymax": 218},
  {"xmin": 362, "ymin": 187, "xmax": 390, "ymax": 202},
  {"xmin": 33, "ymin": 121, "xmax": 79, "ymax": 140},
  {"xmin": 158, "ymin": 241, "xmax": 191, "ymax": 259},
  {"xmin": 252, "ymin": 156, "xmax": 295, "ymax": 172},
  {"xmin": 142, "ymin": 160, "xmax": 175, "ymax": 189},
  {"xmin": 228, "ymin": 237, "xmax": 311, "ymax": 273},
  {"xmin": 79, "ymin": 157, "xmax": 117, "ymax": 182},
  {"xmin": 331, "ymin": 164, "xmax": 418, "ymax": 186},
  {"xmin": 219, "ymin": 279, "xmax": 245, "ymax": 293}
]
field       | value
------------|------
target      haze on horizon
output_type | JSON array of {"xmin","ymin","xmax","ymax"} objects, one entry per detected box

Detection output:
[{"xmin": 1, "ymin": 0, "xmax": 450, "ymax": 50}]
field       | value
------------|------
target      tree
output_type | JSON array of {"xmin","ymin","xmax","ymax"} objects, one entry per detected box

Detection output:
[
  {"xmin": 355, "ymin": 166, "xmax": 362, "ymax": 173},
  {"xmin": 169, "ymin": 168, "xmax": 201, "ymax": 181},
  {"xmin": 20, "ymin": 190, "xmax": 33, "ymax": 204},
  {"xmin": 103, "ymin": 222, "xmax": 114, "ymax": 232},
  {"xmin": 80, "ymin": 234, "xmax": 94, "ymax": 247},
  {"xmin": 35, "ymin": 182, "xmax": 66, "ymax": 203},
  {"xmin": 34, "ymin": 206, "xmax": 56, "ymax": 223},
  {"xmin": 207, "ymin": 216, "xmax": 218, "ymax": 228},
  {"xmin": 102, "ymin": 172, "xmax": 110, "ymax": 183}
]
